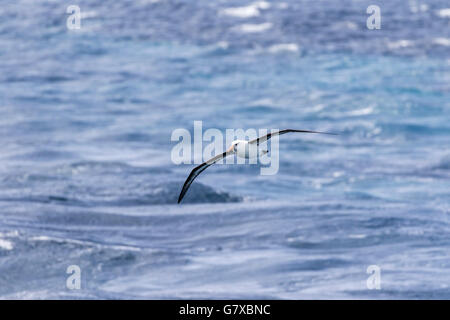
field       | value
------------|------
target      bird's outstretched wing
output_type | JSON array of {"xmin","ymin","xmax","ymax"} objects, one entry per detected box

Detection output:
[
  {"xmin": 178, "ymin": 129, "xmax": 337, "ymax": 203},
  {"xmin": 249, "ymin": 129, "xmax": 338, "ymax": 146},
  {"xmin": 178, "ymin": 150, "xmax": 234, "ymax": 203}
]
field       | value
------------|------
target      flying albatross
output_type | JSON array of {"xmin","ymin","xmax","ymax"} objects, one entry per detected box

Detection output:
[{"xmin": 177, "ymin": 129, "xmax": 337, "ymax": 203}]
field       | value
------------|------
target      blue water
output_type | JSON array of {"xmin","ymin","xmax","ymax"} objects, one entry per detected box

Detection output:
[{"xmin": 0, "ymin": 0, "xmax": 449, "ymax": 299}]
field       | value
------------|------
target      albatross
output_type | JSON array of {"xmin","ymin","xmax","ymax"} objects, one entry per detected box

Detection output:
[{"xmin": 177, "ymin": 129, "xmax": 337, "ymax": 203}]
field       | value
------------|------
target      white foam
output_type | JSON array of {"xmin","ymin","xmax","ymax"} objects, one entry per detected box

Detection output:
[
  {"xmin": 216, "ymin": 41, "xmax": 229, "ymax": 49},
  {"xmin": 436, "ymin": 8, "xmax": 450, "ymax": 18},
  {"xmin": 0, "ymin": 239, "xmax": 13, "ymax": 251},
  {"xmin": 348, "ymin": 107, "xmax": 374, "ymax": 116},
  {"xmin": 220, "ymin": 1, "xmax": 271, "ymax": 18},
  {"xmin": 249, "ymin": 98, "xmax": 276, "ymax": 107},
  {"xmin": 268, "ymin": 43, "xmax": 299, "ymax": 53},
  {"xmin": 387, "ymin": 40, "xmax": 413, "ymax": 49},
  {"xmin": 221, "ymin": 6, "xmax": 259, "ymax": 18},
  {"xmin": 0, "ymin": 230, "xmax": 19, "ymax": 238},
  {"xmin": 139, "ymin": 0, "xmax": 161, "ymax": 3},
  {"xmin": 254, "ymin": 1, "xmax": 271, "ymax": 10},
  {"xmin": 235, "ymin": 22, "xmax": 273, "ymax": 33},
  {"xmin": 348, "ymin": 234, "xmax": 367, "ymax": 239},
  {"xmin": 333, "ymin": 171, "xmax": 344, "ymax": 178},
  {"xmin": 433, "ymin": 38, "xmax": 450, "ymax": 46}
]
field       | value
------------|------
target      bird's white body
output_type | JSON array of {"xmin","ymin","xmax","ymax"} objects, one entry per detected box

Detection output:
[{"xmin": 229, "ymin": 140, "xmax": 268, "ymax": 159}]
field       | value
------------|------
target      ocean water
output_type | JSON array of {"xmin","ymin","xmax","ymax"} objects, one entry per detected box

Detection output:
[{"xmin": 0, "ymin": 0, "xmax": 449, "ymax": 299}]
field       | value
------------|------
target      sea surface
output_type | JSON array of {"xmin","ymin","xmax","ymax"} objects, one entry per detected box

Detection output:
[{"xmin": 0, "ymin": 0, "xmax": 449, "ymax": 299}]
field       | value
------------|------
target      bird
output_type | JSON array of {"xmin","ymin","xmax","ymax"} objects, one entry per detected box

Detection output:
[{"xmin": 177, "ymin": 129, "xmax": 337, "ymax": 203}]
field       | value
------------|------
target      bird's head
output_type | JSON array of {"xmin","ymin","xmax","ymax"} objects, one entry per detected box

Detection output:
[
  {"xmin": 227, "ymin": 140, "xmax": 245, "ymax": 153},
  {"xmin": 227, "ymin": 140, "xmax": 238, "ymax": 152}
]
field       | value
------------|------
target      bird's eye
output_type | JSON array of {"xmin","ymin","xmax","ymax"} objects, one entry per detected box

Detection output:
[{"xmin": 233, "ymin": 143, "xmax": 238, "ymax": 151}]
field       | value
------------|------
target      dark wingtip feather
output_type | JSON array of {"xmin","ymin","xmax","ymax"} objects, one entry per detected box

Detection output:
[
  {"xmin": 177, "ymin": 191, "xmax": 184, "ymax": 204},
  {"xmin": 288, "ymin": 129, "xmax": 339, "ymax": 136}
]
